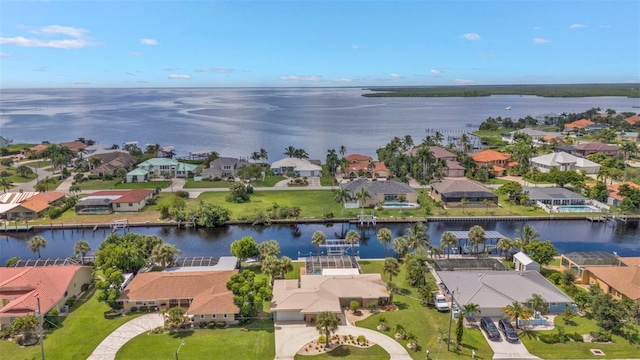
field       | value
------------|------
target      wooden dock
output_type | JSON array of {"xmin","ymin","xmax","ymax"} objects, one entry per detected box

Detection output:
[
  {"xmin": 586, "ymin": 216, "xmax": 606, "ymax": 223},
  {"xmin": 0, "ymin": 225, "xmax": 33, "ymax": 232}
]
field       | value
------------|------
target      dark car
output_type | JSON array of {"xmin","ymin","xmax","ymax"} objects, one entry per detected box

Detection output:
[
  {"xmin": 498, "ymin": 318, "xmax": 519, "ymax": 343},
  {"xmin": 480, "ymin": 317, "xmax": 501, "ymax": 340}
]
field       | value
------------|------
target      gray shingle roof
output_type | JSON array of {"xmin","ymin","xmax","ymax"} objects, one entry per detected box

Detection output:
[
  {"xmin": 340, "ymin": 178, "xmax": 416, "ymax": 195},
  {"xmin": 523, "ymin": 187, "xmax": 586, "ymax": 201}
]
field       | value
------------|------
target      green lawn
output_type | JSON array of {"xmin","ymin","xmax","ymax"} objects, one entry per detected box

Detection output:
[
  {"xmin": 521, "ymin": 315, "xmax": 640, "ymax": 359},
  {"xmin": 21, "ymin": 159, "xmax": 52, "ymax": 169},
  {"xmin": 7, "ymin": 171, "xmax": 37, "ymax": 184},
  {"xmin": 356, "ymin": 261, "xmax": 493, "ymax": 360},
  {"xmin": 114, "ymin": 181, "xmax": 170, "ymax": 189},
  {"xmin": 285, "ymin": 261, "xmax": 305, "ymax": 279},
  {"xmin": 0, "ymin": 290, "xmax": 142, "ymax": 360},
  {"xmin": 184, "ymin": 178, "xmax": 232, "ymax": 188},
  {"xmin": 115, "ymin": 321, "xmax": 275, "ymax": 360},
  {"xmin": 295, "ymin": 344, "xmax": 389, "ymax": 359},
  {"xmin": 251, "ymin": 175, "xmax": 286, "ymax": 187},
  {"xmin": 76, "ymin": 179, "xmax": 122, "ymax": 190}
]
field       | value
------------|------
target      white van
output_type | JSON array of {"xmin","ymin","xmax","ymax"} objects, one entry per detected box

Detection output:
[{"xmin": 434, "ymin": 293, "xmax": 450, "ymax": 312}]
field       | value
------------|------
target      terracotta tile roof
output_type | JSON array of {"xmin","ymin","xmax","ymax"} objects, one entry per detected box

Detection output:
[
  {"xmin": 29, "ymin": 144, "xmax": 49, "ymax": 153},
  {"xmin": 18, "ymin": 198, "xmax": 50, "ymax": 213},
  {"xmin": 90, "ymin": 189, "xmax": 154, "ymax": 203},
  {"xmin": 372, "ymin": 162, "xmax": 389, "ymax": 173},
  {"xmin": 564, "ymin": 119, "xmax": 595, "ymax": 129},
  {"xmin": 585, "ymin": 265, "xmax": 640, "ymax": 301},
  {"xmin": 119, "ymin": 270, "xmax": 239, "ymax": 314},
  {"xmin": 344, "ymin": 154, "xmax": 372, "ymax": 162},
  {"xmin": 606, "ymin": 182, "xmax": 640, "ymax": 201},
  {"xmin": 470, "ymin": 149, "xmax": 511, "ymax": 163},
  {"xmin": 33, "ymin": 191, "xmax": 66, "ymax": 203},
  {"xmin": 59, "ymin": 141, "xmax": 86, "ymax": 152},
  {"xmin": 0, "ymin": 266, "xmax": 89, "ymax": 318},
  {"xmin": 624, "ymin": 115, "xmax": 640, "ymax": 125}
]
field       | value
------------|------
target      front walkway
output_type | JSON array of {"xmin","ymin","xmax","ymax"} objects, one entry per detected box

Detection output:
[
  {"xmin": 87, "ymin": 313, "xmax": 164, "ymax": 360},
  {"xmin": 274, "ymin": 323, "xmax": 412, "ymax": 360}
]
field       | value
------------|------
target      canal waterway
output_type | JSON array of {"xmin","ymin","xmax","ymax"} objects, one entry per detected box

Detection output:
[{"xmin": 1, "ymin": 220, "xmax": 638, "ymax": 264}]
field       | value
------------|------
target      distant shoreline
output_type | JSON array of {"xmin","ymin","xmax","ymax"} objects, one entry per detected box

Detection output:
[{"xmin": 363, "ymin": 83, "xmax": 640, "ymax": 98}]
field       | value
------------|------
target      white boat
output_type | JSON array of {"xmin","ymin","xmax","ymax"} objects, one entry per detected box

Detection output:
[{"xmin": 505, "ymin": 106, "xmax": 511, "ymax": 110}]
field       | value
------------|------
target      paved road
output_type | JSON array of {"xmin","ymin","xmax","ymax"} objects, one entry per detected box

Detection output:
[{"xmin": 87, "ymin": 313, "xmax": 164, "ymax": 360}]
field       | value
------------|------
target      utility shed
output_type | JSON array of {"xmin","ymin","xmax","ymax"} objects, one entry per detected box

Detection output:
[{"xmin": 513, "ymin": 252, "xmax": 540, "ymax": 272}]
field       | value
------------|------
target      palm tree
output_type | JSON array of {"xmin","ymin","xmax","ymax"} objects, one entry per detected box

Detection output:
[
  {"xmin": 515, "ymin": 225, "xmax": 539, "ymax": 247},
  {"xmin": 440, "ymin": 231, "xmax": 458, "ymax": 259},
  {"xmin": 393, "ymin": 324, "xmax": 406, "ymax": 339},
  {"xmin": 164, "ymin": 307, "xmax": 187, "ymax": 332},
  {"xmin": 355, "ymin": 187, "xmax": 371, "ymax": 212},
  {"xmin": 501, "ymin": 301, "xmax": 534, "ymax": 329},
  {"xmin": 482, "ymin": 198, "xmax": 493, "ymax": 214},
  {"xmin": 28, "ymin": 236, "xmax": 47, "ymax": 258},
  {"xmin": 344, "ymin": 230, "xmax": 360, "ymax": 255},
  {"xmin": 339, "ymin": 145, "xmax": 347, "ymax": 157},
  {"xmin": 496, "ymin": 237, "xmax": 514, "ymax": 259},
  {"xmin": 467, "ymin": 225, "xmax": 486, "ymax": 258},
  {"xmin": 459, "ymin": 198, "xmax": 469, "ymax": 214},
  {"xmin": 89, "ymin": 156, "xmax": 102, "ymax": 170},
  {"xmin": 404, "ymin": 222, "xmax": 430, "ymax": 252},
  {"xmin": 383, "ymin": 257, "xmax": 400, "ymax": 282},
  {"xmin": 462, "ymin": 303, "xmax": 481, "ymax": 322},
  {"xmin": 0, "ymin": 176, "xmax": 12, "ymax": 193},
  {"xmin": 434, "ymin": 131, "xmax": 444, "ymax": 144},
  {"xmin": 333, "ymin": 188, "xmax": 351, "ymax": 215},
  {"xmin": 74, "ymin": 240, "xmax": 91, "ymax": 264},
  {"xmin": 315, "ymin": 311, "xmax": 339, "ymax": 348},
  {"xmin": 621, "ymin": 142, "xmax": 638, "ymax": 164},
  {"xmin": 405, "ymin": 332, "xmax": 417, "ymax": 349},
  {"xmin": 151, "ymin": 243, "xmax": 181, "ymax": 268},
  {"xmin": 377, "ymin": 228, "xmax": 392, "ymax": 258},
  {"xmin": 311, "ymin": 230, "xmax": 326, "ymax": 256},
  {"xmin": 11, "ymin": 313, "xmax": 38, "ymax": 341},
  {"xmin": 527, "ymin": 293, "xmax": 549, "ymax": 315},
  {"xmin": 250, "ymin": 151, "xmax": 261, "ymax": 163},
  {"xmin": 283, "ymin": 146, "xmax": 297, "ymax": 158},
  {"xmin": 393, "ymin": 237, "xmax": 409, "ymax": 259},
  {"xmin": 259, "ymin": 148, "xmax": 269, "ymax": 162}
]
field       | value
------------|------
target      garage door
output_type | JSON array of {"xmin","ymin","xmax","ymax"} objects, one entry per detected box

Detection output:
[{"xmin": 276, "ymin": 310, "xmax": 304, "ymax": 322}]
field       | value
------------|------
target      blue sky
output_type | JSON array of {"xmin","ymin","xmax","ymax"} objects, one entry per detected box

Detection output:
[{"xmin": 1, "ymin": 1, "xmax": 638, "ymax": 88}]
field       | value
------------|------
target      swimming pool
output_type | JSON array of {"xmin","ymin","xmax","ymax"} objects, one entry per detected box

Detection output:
[
  {"xmin": 382, "ymin": 202, "xmax": 420, "ymax": 210},
  {"xmin": 554, "ymin": 205, "xmax": 601, "ymax": 213}
]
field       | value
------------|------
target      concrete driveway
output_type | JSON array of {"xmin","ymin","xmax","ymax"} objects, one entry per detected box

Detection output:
[
  {"xmin": 87, "ymin": 313, "xmax": 164, "ymax": 360},
  {"xmin": 274, "ymin": 322, "xmax": 412, "ymax": 360},
  {"xmin": 478, "ymin": 319, "xmax": 540, "ymax": 360}
]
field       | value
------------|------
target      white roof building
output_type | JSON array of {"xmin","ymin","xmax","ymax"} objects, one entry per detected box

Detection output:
[
  {"xmin": 513, "ymin": 252, "xmax": 540, "ymax": 272},
  {"xmin": 530, "ymin": 151, "xmax": 601, "ymax": 174},
  {"xmin": 270, "ymin": 158, "xmax": 322, "ymax": 177}
]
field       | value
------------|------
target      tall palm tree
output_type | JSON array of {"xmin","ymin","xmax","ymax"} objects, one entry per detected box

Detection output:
[
  {"xmin": 462, "ymin": 303, "xmax": 481, "ymax": 322},
  {"xmin": 332, "ymin": 188, "xmax": 351, "ymax": 215},
  {"xmin": 339, "ymin": 145, "xmax": 347, "ymax": 157},
  {"xmin": 311, "ymin": 230, "xmax": 326, "ymax": 256},
  {"xmin": 0, "ymin": 176, "xmax": 12, "ymax": 193},
  {"xmin": 74, "ymin": 240, "xmax": 91, "ymax": 264},
  {"xmin": 496, "ymin": 237, "xmax": 514, "ymax": 259},
  {"xmin": 383, "ymin": 257, "xmax": 400, "ymax": 282},
  {"xmin": 501, "ymin": 301, "xmax": 534, "ymax": 329},
  {"xmin": 344, "ymin": 230, "xmax": 360, "ymax": 255},
  {"xmin": 404, "ymin": 222, "xmax": 430, "ymax": 252},
  {"xmin": 434, "ymin": 131, "xmax": 444, "ymax": 145},
  {"xmin": 28, "ymin": 236, "xmax": 47, "ymax": 258},
  {"xmin": 250, "ymin": 151, "xmax": 261, "ymax": 163},
  {"xmin": 482, "ymin": 199, "xmax": 493, "ymax": 214},
  {"xmin": 377, "ymin": 228, "xmax": 392, "ymax": 258},
  {"xmin": 355, "ymin": 187, "xmax": 371, "ymax": 212},
  {"xmin": 315, "ymin": 311, "xmax": 339, "ymax": 348},
  {"xmin": 393, "ymin": 324, "xmax": 406, "ymax": 339},
  {"xmin": 515, "ymin": 225, "xmax": 539, "ymax": 247},
  {"xmin": 527, "ymin": 293, "xmax": 549, "ymax": 315},
  {"xmin": 259, "ymin": 148, "xmax": 269, "ymax": 162},
  {"xmin": 459, "ymin": 198, "xmax": 469, "ymax": 214},
  {"xmin": 393, "ymin": 237, "xmax": 409, "ymax": 259},
  {"xmin": 468, "ymin": 225, "xmax": 486, "ymax": 258},
  {"xmin": 283, "ymin": 146, "xmax": 297, "ymax": 157},
  {"xmin": 440, "ymin": 231, "xmax": 458, "ymax": 259}
]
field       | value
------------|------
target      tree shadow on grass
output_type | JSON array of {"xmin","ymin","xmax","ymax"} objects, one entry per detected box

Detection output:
[
  {"xmin": 170, "ymin": 330, "xmax": 195, "ymax": 339},
  {"xmin": 393, "ymin": 301, "xmax": 409, "ymax": 310}
]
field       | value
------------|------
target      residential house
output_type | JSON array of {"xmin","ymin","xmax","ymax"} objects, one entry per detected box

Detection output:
[
  {"xmin": 582, "ymin": 257, "xmax": 640, "ymax": 305},
  {"xmin": 616, "ymin": 131, "xmax": 639, "ymax": 143},
  {"xmin": 86, "ymin": 150, "xmax": 137, "ymax": 177},
  {"xmin": 438, "ymin": 271, "xmax": 574, "ymax": 317},
  {"xmin": 59, "ymin": 141, "xmax": 86, "ymax": 153},
  {"xmin": 584, "ymin": 123, "xmax": 610, "ymax": 133},
  {"xmin": 340, "ymin": 178, "xmax": 418, "ymax": 207},
  {"xmin": 0, "ymin": 191, "xmax": 66, "ymax": 220},
  {"xmin": 535, "ymin": 112, "xmax": 564, "ymax": 125},
  {"xmin": 564, "ymin": 119, "xmax": 595, "ymax": 132},
  {"xmin": 200, "ymin": 157, "xmax": 249, "ymax": 179},
  {"xmin": 342, "ymin": 154, "xmax": 391, "ymax": 178},
  {"xmin": 158, "ymin": 146, "xmax": 176, "ymax": 158},
  {"xmin": 128, "ymin": 158, "xmax": 197, "ymax": 180},
  {"xmin": 75, "ymin": 189, "xmax": 154, "ymax": 214},
  {"xmin": 271, "ymin": 274, "xmax": 390, "ymax": 324},
  {"xmin": 270, "ymin": 158, "xmax": 322, "ymax": 177},
  {"xmin": 513, "ymin": 252, "xmax": 540, "ymax": 272},
  {"xmin": 501, "ymin": 128, "xmax": 558, "ymax": 145},
  {"xmin": 430, "ymin": 178, "xmax": 498, "ymax": 207},
  {"xmin": 405, "ymin": 146, "xmax": 465, "ymax": 177},
  {"xmin": 470, "ymin": 149, "xmax": 514, "ymax": 176},
  {"xmin": 184, "ymin": 150, "xmax": 215, "ymax": 161},
  {"xmin": 624, "ymin": 115, "xmax": 640, "ymax": 126},
  {"xmin": 0, "ymin": 265, "xmax": 92, "ymax": 328},
  {"xmin": 603, "ymin": 182, "xmax": 640, "ymax": 206},
  {"xmin": 530, "ymin": 151, "xmax": 600, "ymax": 174},
  {"xmin": 559, "ymin": 251, "xmax": 624, "ymax": 284},
  {"xmin": 571, "ymin": 142, "xmax": 619, "ymax": 157},
  {"xmin": 118, "ymin": 269, "xmax": 240, "ymax": 325},
  {"xmin": 522, "ymin": 186, "xmax": 587, "ymax": 206}
]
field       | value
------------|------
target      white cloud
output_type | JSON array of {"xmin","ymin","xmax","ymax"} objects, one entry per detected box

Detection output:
[
  {"xmin": 332, "ymin": 78, "xmax": 353, "ymax": 83},
  {"xmin": 0, "ymin": 36, "xmax": 93, "ymax": 49},
  {"xmin": 533, "ymin": 37, "xmax": 550, "ymax": 44},
  {"xmin": 195, "ymin": 68, "xmax": 235, "ymax": 73},
  {"xmin": 130, "ymin": 52, "xmax": 144, "ymax": 56},
  {"xmin": 389, "ymin": 73, "xmax": 402, "ymax": 78},
  {"xmin": 140, "ymin": 38, "xmax": 158, "ymax": 45},
  {"xmin": 461, "ymin": 33, "xmax": 481, "ymax": 41},
  {"xmin": 279, "ymin": 75, "xmax": 321, "ymax": 82},
  {"xmin": 569, "ymin": 24, "xmax": 585, "ymax": 29},
  {"xmin": 0, "ymin": 52, "xmax": 9, "ymax": 58},
  {"xmin": 453, "ymin": 79, "xmax": 475, "ymax": 84},
  {"xmin": 430, "ymin": 69, "xmax": 442, "ymax": 74},
  {"xmin": 39, "ymin": 25, "xmax": 88, "ymax": 38},
  {"xmin": 169, "ymin": 74, "xmax": 191, "ymax": 79}
]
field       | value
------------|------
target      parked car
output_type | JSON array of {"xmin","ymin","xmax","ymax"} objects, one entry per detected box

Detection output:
[
  {"xmin": 433, "ymin": 293, "xmax": 450, "ymax": 312},
  {"xmin": 480, "ymin": 317, "xmax": 501, "ymax": 341},
  {"xmin": 498, "ymin": 318, "xmax": 519, "ymax": 343}
]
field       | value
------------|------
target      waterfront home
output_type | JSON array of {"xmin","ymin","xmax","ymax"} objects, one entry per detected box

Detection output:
[
  {"xmin": 271, "ymin": 274, "xmax": 390, "ymax": 324},
  {"xmin": 59, "ymin": 141, "xmax": 86, "ymax": 153},
  {"xmin": 404, "ymin": 146, "xmax": 465, "ymax": 177},
  {"xmin": 530, "ymin": 151, "xmax": 600, "ymax": 174},
  {"xmin": 603, "ymin": 182, "xmax": 640, "ymax": 206},
  {"xmin": 75, "ymin": 189, "xmax": 154, "ymax": 214},
  {"xmin": 616, "ymin": 131, "xmax": 639, "ymax": 143},
  {"xmin": 340, "ymin": 178, "xmax": 417, "ymax": 208},
  {"xmin": 270, "ymin": 158, "xmax": 322, "ymax": 177},
  {"xmin": 342, "ymin": 153, "xmax": 390, "ymax": 178},
  {"xmin": 624, "ymin": 115, "xmax": 640, "ymax": 126},
  {"xmin": 0, "ymin": 191, "xmax": 66, "ymax": 220},
  {"xmin": 200, "ymin": 157, "xmax": 249, "ymax": 179},
  {"xmin": 127, "ymin": 158, "xmax": 197, "ymax": 180},
  {"xmin": 85, "ymin": 150, "xmax": 137, "ymax": 177},
  {"xmin": 118, "ymin": 269, "xmax": 240, "ymax": 325},
  {"xmin": 563, "ymin": 119, "xmax": 595, "ymax": 132},
  {"xmin": 559, "ymin": 251, "xmax": 624, "ymax": 284},
  {"xmin": 522, "ymin": 186, "xmax": 587, "ymax": 206},
  {"xmin": 513, "ymin": 252, "xmax": 540, "ymax": 272},
  {"xmin": 430, "ymin": 178, "xmax": 498, "ymax": 207},
  {"xmin": 0, "ymin": 265, "xmax": 92, "ymax": 328},
  {"xmin": 438, "ymin": 270, "xmax": 574, "ymax": 317},
  {"xmin": 501, "ymin": 128, "xmax": 558, "ymax": 145},
  {"xmin": 555, "ymin": 142, "xmax": 619, "ymax": 158},
  {"xmin": 535, "ymin": 112, "xmax": 564, "ymax": 125},
  {"xmin": 582, "ymin": 257, "xmax": 640, "ymax": 305},
  {"xmin": 470, "ymin": 149, "xmax": 515, "ymax": 176}
]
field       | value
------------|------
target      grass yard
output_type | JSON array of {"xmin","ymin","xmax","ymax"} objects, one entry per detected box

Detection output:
[
  {"xmin": 356, "ymin": 261, "xmax": 493, "ymax": 360},
  {"xmin": 521, "ymin": 316, "xmax": 640, "ymax": 359},
  {"xmin": 184, "ymin": 178, "xmax": 231, "ymax": 188},
  {"xmin": 252, "ymin": 175, "xmax": 286, "ymax": 187},
  {"xmin": 76, "ymin": 179, "xmax": 122, "ymax": 190},
  {"xmin": 114, "ymin": 181, "xmax": 170, "ymax": 189},
  {"xmin": 21, "ymin": 159, "xmax": 51, "ymax": 169},
  {"xmin": 295, "ymin": 344, "xmax": 389, "ymax": 359},
  {"xmin": 116, "ymin": 321, "xmax": 275, "ymax": 360},
  {"xmin": 285, "ymin": 261, "xmax": 305, "ymax": 280},
  {"xmin": 0, "ymin": 290, "xmax": 142, "ymax": 360}
]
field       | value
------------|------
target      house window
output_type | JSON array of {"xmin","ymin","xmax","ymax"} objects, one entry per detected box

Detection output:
[
  {"xmin": 200, "ymin": 315, "xmax": 205, "ymax": 319},
  {"xmin": 223, "ymin": 314, "xmax": 228, "ymax": 318},
  {"xmin": 170, "ymin": 299, "xmax": 178, "ymax": 304},
  {"xmin": 128, "ymin": 203, "xmax": 133, "ymax": 207},
  {"xmin": 116, "ymin": 203, "xmax": 121, "ymax": 208},
  {"xmin": 148, "ymin": 301, "xmax": 155, "ymax": 305},
  {"xmin": 212, "ymin": 314, "xmax": 216, "ymax": 319},
  {"xmin": 136, "ymin": 301, "xmax": 143, "ymax": 306},
  {"xmin": 384, "ymin": 194, "xmax": 398, "ymax": 201}
]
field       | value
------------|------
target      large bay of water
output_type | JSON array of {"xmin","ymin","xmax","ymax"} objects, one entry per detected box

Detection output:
[
  {"xmin": 1, "ymin": 220, "xmax": 638, "ymax": 264},
  {"xmin": 1, "ymin": 88, "xmax": 639, "ymax": 159}
]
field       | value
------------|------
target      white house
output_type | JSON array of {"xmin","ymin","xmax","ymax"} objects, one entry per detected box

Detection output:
[
  {"xmin": 530, "ymin": 151, "xmax": 601, "ymax": 174},
  {"xmin": 513, "ymin": 252, "xmax": 540, "ymax": 272},
  {"xmin": 270, "ymin": 158, "xmax": 322, "ymax": 177},
  {"xmin": 501, "ymin": 128, "xmax": 560, "ymax": 145}
]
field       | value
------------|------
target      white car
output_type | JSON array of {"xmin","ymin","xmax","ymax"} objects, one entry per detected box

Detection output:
[{"xmin": 434, "ymin": 293, "xmax": 450, "ymax": 312}]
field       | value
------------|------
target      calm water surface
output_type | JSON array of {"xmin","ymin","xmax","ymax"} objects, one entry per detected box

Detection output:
[{"xmin": 1, "ymin": 220, "xmax": 638, "ymax": 264}]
